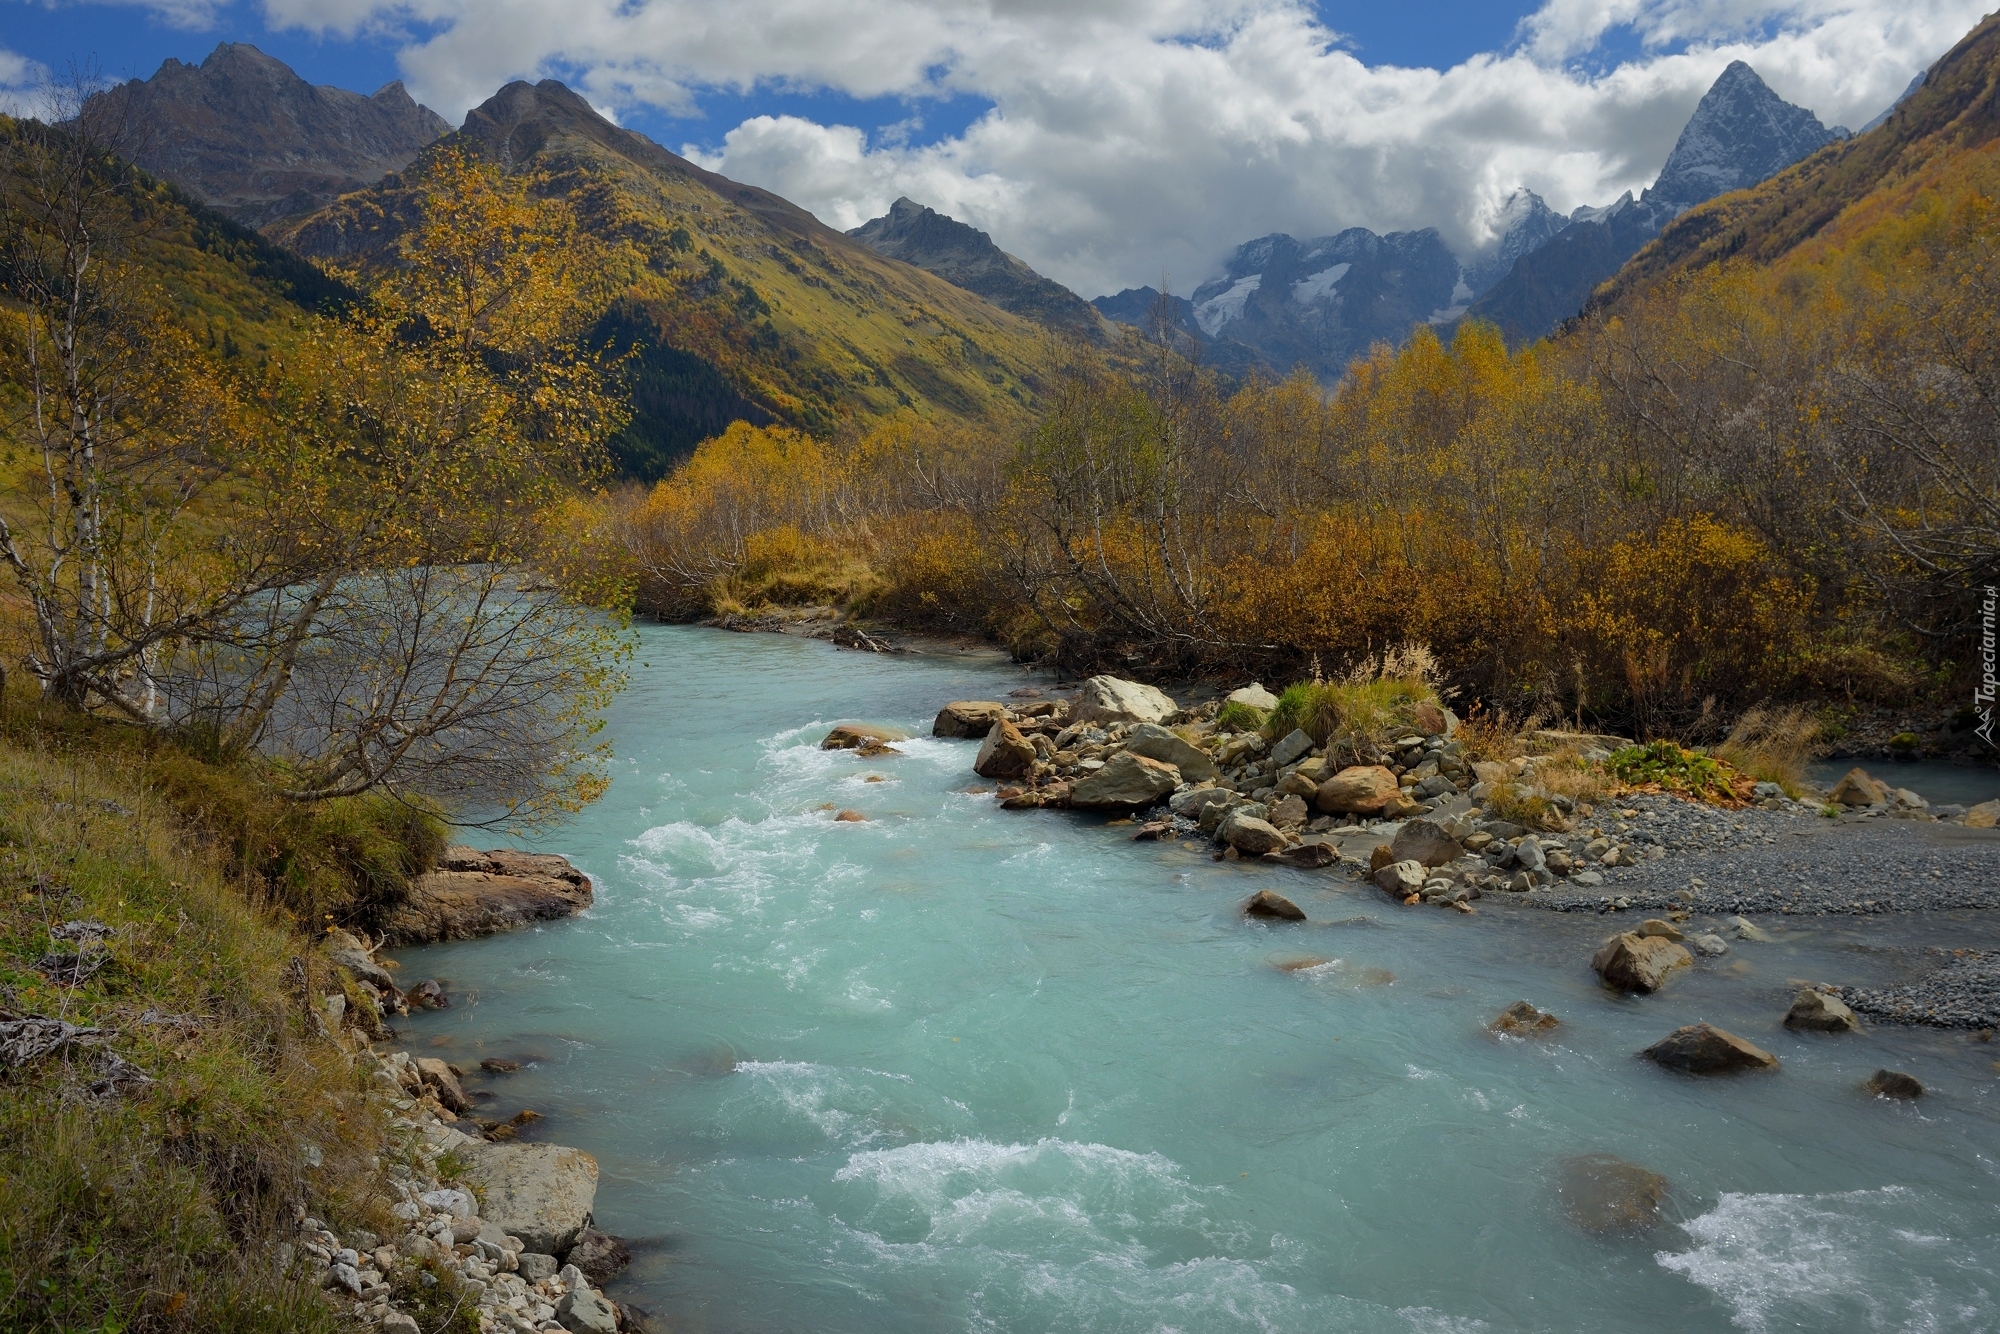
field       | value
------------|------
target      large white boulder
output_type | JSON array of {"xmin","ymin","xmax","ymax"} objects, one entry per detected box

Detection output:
[
  {"xmin": 463, "ymin": 1142, "xmax": 599, "ymax": 1256},
  {"xmin": 1071, "ymin": 676, "xmax": 1177, "ymax": 726}
]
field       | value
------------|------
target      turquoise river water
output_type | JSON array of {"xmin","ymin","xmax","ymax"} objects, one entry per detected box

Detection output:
[{"xmin": 392, "ymin": 626, "xmax": 2000, "ymax": 1333}]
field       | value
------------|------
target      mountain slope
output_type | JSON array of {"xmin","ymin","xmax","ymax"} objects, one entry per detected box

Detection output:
[
  {"xmin": 277, "ymin": 80, "xmax": 1052, "ymax": 477},
  {"xmin": 91, "ymin": 44, "xmax": 448, "ymax": 229},
  {"xmin": 1469, "ymin": 61, "xmax": 1839, "ymax": 342},
  {"xmin": 849, "ymin": 197, "xmax": 1105, "ymax": 339},
  {"xmin": 1591, "ymin": 13, "xmax": 2000, "ymax": 312}
]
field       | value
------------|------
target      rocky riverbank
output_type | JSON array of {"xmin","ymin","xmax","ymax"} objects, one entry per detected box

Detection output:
[
  {"xmin": 286, "ymin": 1038, "xmax": 645, "ymax": 1334},
  {"xmin": 311, "ymin": 848, "xmax": 638, "ymax": 1333},
  {"xmin": 883, "ymin": 675, "xmax": 2000, "ymax": 1039}
]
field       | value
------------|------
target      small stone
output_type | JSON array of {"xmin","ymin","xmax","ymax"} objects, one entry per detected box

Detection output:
[
  {"xmin": 1572, "ymin": 870, "xmax": 1604, "ymax": 887},
  {"xmin": 1864, "ymin": 1069, "xmax": 1923, "ymax": 1099},
  {"xmin": 482, "ymin": 1058, "xmax": 523, "ymax": 1074},
  {"xmin": 1488, "ymin": 1001, "xmax": 1560, "ymax": 1035},
  {"xmin": 1641, "ymin": 1023, "xmax": 1780, "ymax": 1074},
  {"xmin": 1687, "ymin": 933, "xmax": 1729, "ymax": 956},
  {"xmin": 517, "ymin": 1253, "xmax": 559, "ymax": 1283},
  {"xmin": 1829, "ymin": 766, "xmax": 1888, "ymax": 807},
  {"xmin": 833, "ymin": 809, "xmax": 868, "ymax": 822},
  {"xmin": 329, "ymin": 1262, "xmax": 364, "ymax": 1295},
  {"xmin": 1221, "ymin": 812, "xmax": 1287, "ymax": 856},
  {"xmin": 1784, "ymin": 989, "xmax": 1860, "ymax": 1033},
  {"xmin": 1727, "ymin": 915, "xmax": 1775, "ymax": 942},
  {"xmin": 382, "ymin": 1314, "xmax": 421, "ymax": 1334},
  {"xmin": 1369, "ymin": 844, "xmax": 1396, "ymax": 873},
  {"xmin": 556, "ymin": 1286, "xmax": 619, "ymax": 1334},
  {"xmin": 1636, "ymin": 919, "xmax": 1684, "ymax": 942},
  {"xmin": 1244, "ymin": 889, "xmax": 1306, "ymax": 921},
  {"xmin": 1269, "ymin": 729, "xmax": 1314, "ymax": 767}
]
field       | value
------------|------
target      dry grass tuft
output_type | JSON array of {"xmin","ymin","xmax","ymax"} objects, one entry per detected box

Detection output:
[{"xmin": 1714, "ymin": 704, "xmax": 1822, "ymax": 796}]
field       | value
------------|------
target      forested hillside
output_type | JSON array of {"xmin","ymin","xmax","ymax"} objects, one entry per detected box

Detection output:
[{"xmin": 276, "ymin": 80, "xmax": 1056, "ymax": 479}]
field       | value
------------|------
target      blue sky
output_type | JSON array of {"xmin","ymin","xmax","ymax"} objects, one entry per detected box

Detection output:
[
  {"xmin": 0, "ymin": 0, "xmax": 1978, "ymax": 292},
  {"xmin": 8, "ymin": 0, "xmax": 1544, "ymax": 151}
]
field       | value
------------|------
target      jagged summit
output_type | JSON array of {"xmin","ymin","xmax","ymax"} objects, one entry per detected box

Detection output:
[
  {"xmin": 90, "ymin": 43, "xmax": 449, "ymax": 228},
  {"xmin": 1645, "ymin": 60, "xmax": 1842, "ymax": 214},
  {"xmin": 1463, "ymin": 60, "xmax": 1839, "ymax": 344},
  {"xmin": 1461, "ymin": 189, "xmax": 1570, "ymax": 297},
  {"xmin": 847, "ymin": 198, "xmax": 1104, "ymax": 338}
]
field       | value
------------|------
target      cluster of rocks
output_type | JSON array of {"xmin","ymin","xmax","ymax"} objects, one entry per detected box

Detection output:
[
  {"xmin": 285, "ymin": 1042, "xmax": 641, "ymax": 1334},
  {"xmin": 381, "ymin": 848, "xmax": 595, "ymax": 947},
  {"xmin": 299, "ymin": 847, "xmax": 640, "ymax": 1332}
]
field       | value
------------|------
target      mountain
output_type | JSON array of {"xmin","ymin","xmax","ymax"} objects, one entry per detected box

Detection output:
[
  {"xmin": 1592, "ymin": 14, "xmax": 2000, "ymax": 314},
  {"xmin": 276, "ymin": 79, "xmax": 1052, "ymax": 478},
  {"xmin": 89, "ymin": 44, "xmax": 449, "ymax": 229},
  {"xmin": 1093, "ymin": 228, "xmax": 1462, "ymax": 381},
  {"xmin": 848, "ymin": 197, "xmax": 1105, "ymax": 339},
  {"xmin": 1461, "ymin": 189, "xmax": 1571, "ymax": 298},
  {"xmin": 1466, "ymin": 61, "xmax": 1841, "ymax": 343}
]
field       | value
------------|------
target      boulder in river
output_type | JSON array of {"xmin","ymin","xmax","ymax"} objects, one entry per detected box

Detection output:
[
  {"xmin": 1123, "ymin": 722, "xmax": 1218, "ymax": 782},
  {"xmin": 1489, "ymin": 1001, "xmax": 1560, "ymax": 1036},
  {"xmin": 382, "ymin": 848, "xmax": 594, "ymax": 946},
  {"xmin": 1274, "ymin": 839, "xmax": 1338, "ymax": 868},
  {"xmin": 1171, "ymin": 786, "xmax": 1234, "ymax": 819},
  {"xmin": 1864, "ymin": 1068, "xmax": 1924, "ymax": 1099},
  {"xmin": 1635, "ymin": 918, "xmax": 1684, "ymax": 942},
  {"xmin": 1829, "ymin": 766, "xmax": 1889, "ymax": 807},
  {"xmin": 933, "ymin": 701, "xmax": 1010, "ymax": 738},
  {"xmin": 1591, "ymin": 933, "xmax": 1692, "ymax": 993},
  {"xmin": 1244, "ymin": 889, "xmax": 1306, "ymax": 921},
  {"xmin": 565, "ymin": 1226, "xmax": 631, "ymax": 1282},
  {"xmin": 414, "ymin": 1057, "xmax": 471, "ymax": 1114},
  {"xmin": 1220, "ymin": 812, "xmax": 1287, "ymax": 855},
  {"xmin": 1555, "ymin": 1153, "xmax": 1669, "ymax": 1233},
  {"xmin": 1965, "ymin": 799, "xmax": 2000, "ymax": 829},
  {"xmin": 1784, "ymin": 989, "xmax": 1860, "ymax": 1033},
  {"xmin": 834, "ymin": 809, "xmax": 868, "ymax": 823},
  {"xmin": 973, "ymin": 719, "xmax": 1037, "ymax": 779},
  {"xmin": 1641, "ymin": 1023, "xmax": 1779, "ymax": 1074},
  {"xmin": 1070, "ymin": 675, "xmax": 1177, "ymax": 726},
  {"xmin": 1371, "ymin": 859, "xmax": 1427, "ymax": 898},
  {"xmin": 461, "ymin": 1142, "xmax": 600, "ymax": 1257},
  {"xmin": 821, "ymin": 722, "xmax": 911, "ymax": 751},
  {"xmin": 1070, "ymin": 751, "xmax": 1180, "ymax": 808},
  {"xmin": 1389, "ymin": 819, "xmax": 1461, "ymax": 868},
  {"xmin": 1315, "ymin": 765, "xmax": 1402, "ymax": 815}
]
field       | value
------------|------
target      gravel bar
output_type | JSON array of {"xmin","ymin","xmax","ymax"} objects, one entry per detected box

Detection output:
[
  {"xmin": 1526, "ymin": 794, "xmax": 2000, "ymax": 916},
  {"xmin": 1834, "ymin": 950, "xmax": 2000, "ymax": 1030}
]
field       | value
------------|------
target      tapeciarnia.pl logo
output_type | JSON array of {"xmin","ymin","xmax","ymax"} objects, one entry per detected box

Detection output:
[{"xmin": 1979, "ymin": 584, "xmax": 1998, "ymax": 748}]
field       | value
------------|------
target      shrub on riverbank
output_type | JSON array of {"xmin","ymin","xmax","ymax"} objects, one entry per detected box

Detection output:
[{"xmin": 613, "ymin": 192, "xmax": 2000, "ymax": 736}]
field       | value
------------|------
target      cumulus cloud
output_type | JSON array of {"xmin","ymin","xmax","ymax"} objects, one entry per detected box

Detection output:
[
  {"xmin": 260, "ymin": 0, "xmax": 1991, "ymax": 294},
  {"xmin": 0, "ymin": 47, "xmax": 51, "ymax": 117}
]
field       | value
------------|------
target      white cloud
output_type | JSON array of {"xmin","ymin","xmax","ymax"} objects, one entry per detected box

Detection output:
[
  {"xmin": 0, "ymin": 47, "xmax": 50, "ymax": 117},
  {"xmin": 259, "ymin": 0, "xmax": 1992, "ymax": 295}
]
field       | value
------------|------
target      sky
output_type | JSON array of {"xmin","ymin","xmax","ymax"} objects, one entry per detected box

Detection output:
[{"xmin": 0, "ymin": 0, "xmax": 1987, "ymax": 295}]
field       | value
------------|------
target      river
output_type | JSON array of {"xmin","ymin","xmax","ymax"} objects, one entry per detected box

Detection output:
[{"xmin": 391, "ymin": 625, "xmax": 2000, "ymax": 1333}]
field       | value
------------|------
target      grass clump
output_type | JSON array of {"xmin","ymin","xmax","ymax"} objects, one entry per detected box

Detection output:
[
  {"xmin": 387, "ymin": 1256, "xmax": 482, "ymax": 1334},
  {"xmin": 1264, "ymin": 645, "xmax": 1445, "ymax": 751},
  {"xmin": 1608, "ymin": 741, "xmax": 1738, "ymax": 802},
  {"xmin": 1213, "ymin": 700, "xmax": 1266, "ymax": 733},
  {"xmin": 1714, "ymin": 704, "xmax": 1822, "ymax": 796},
  {"xmin": 0, "ymin": 731, "xmax": 390, "ymax": 1333}
]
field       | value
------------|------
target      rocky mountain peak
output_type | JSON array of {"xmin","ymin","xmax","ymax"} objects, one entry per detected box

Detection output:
[
  {"xmin": 1647, "ymin": 61, "xmax": 1840, "ymax": 213},
  {"xmin": 848, "ymin": 198, "xmax": 1103, "ymax": 338},
  {"xmin": 90, "ymin": 43, "xmax": 448, "ymax": 229}
]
